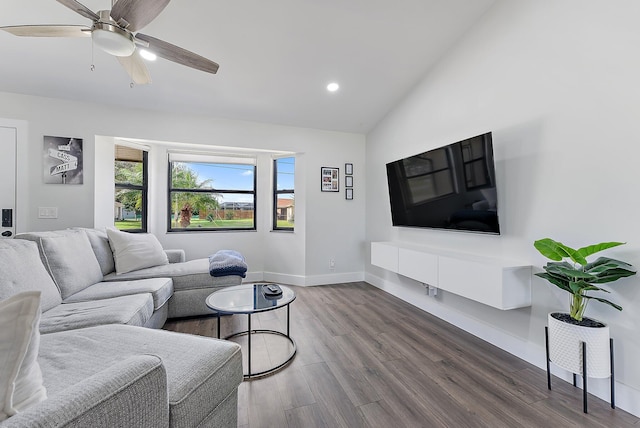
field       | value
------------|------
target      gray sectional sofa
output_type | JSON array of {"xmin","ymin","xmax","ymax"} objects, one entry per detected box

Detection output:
[
  {"xmin": 0, "ymin": 228, "xmax": 244, "ymax": 427},
  {"xmin": 18, "ymin": 227, "xmax": 244, "ymax": 321}
]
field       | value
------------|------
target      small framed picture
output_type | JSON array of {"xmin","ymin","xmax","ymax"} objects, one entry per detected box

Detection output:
[
  {"xmin": 346, "ymin": 188, "xmax": 353, "ymax": 200},
  {"xmin": 345, "ymin": 163, "xmax": 353, "ymax": 175},
  {"xmin": 321, "ymin": 167, "xmax": 339, "ymax": 192},
  {"xmin": 345, "ymin": 175, "xmax": 353, "ymax": 188}
]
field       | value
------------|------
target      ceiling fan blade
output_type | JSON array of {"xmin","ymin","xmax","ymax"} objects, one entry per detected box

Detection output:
[
  {"xmin": 111, "ymin": 0, "xmax": 171, "ymax": 32},
  {"xmin": 117, "ymin": 53, "xmax": 152, "ymax": 85},
  {"xmin": 56, "ymin": 0, "xmax": 100, "ymax": 22},
  {"xmin": 0, "ymin": 25, "xmax": 90, "ymax": 37},
  {"xmin": 135, "ymin": 33, "xmax": 219, "ymax": 74}
]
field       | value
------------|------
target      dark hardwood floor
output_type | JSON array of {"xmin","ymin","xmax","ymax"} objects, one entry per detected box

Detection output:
[{"xmin": 164, "ymin": 282, "xmax": 640, "ymax": 428}]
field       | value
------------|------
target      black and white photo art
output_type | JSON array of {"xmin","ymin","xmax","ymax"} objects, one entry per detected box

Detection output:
[{"xmin": 43, "ymin": 136, "xmax": 83, "ymax": 184}]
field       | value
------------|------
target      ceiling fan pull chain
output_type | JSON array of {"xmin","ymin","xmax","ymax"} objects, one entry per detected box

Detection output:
[
  {"xmin": 130, "ymin": 60, "xmax": 134, "ymax": 88},
  {"xmin": 90, "ymin": 40, "xmax": 95, "ymax": 72}
]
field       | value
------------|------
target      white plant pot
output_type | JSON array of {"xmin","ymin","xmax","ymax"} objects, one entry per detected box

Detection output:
[{"xmin": 547, "ymin": 312, "xmax": 610, "ymax": 378}]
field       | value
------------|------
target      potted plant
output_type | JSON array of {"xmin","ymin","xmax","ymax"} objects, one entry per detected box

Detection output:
[
  {"xmin": 534, "ymin": 238, "xmax": 636, "ymax": 410},
  {"xmin": 534, "ymin": 238, "xmax": 636, "ymax": 321}
]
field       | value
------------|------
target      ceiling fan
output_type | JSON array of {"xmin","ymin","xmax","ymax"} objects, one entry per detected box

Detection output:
[{"xmin": 0, "ymin": 0, "xmax": 219, "ymax": 85}]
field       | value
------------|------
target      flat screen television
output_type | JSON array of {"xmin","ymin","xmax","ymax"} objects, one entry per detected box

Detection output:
[{"xmin": 386, "ymin": 132, "xmax": 500, "ymax": 234}]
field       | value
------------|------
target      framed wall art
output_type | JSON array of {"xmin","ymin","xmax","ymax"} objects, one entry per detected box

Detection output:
[
  {"xmin": 346, "ymin": 188, "xmax": 353, "ymax": 200},
  {"xmin": 43, "ymin": 135, "xmax": 83, "ymax": 184},
  {"xmin": 321, "ymin": 167, "xmax": 339, "ymax": 192}
]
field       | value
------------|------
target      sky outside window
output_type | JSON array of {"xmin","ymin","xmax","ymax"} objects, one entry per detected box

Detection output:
[
  {"xmin": 276, "ymin": 157, "xmax": 295, "ymax": 193},
  {"xmin": 186, "ymin": 162, "xmax": 254, "ymax": 190}
]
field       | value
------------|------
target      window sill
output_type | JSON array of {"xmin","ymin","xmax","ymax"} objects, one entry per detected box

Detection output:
[{"xmin": 167, "ymin": 229, "xmax": 257, "ymax": 233}]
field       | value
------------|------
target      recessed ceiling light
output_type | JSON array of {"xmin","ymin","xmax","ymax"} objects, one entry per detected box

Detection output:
[
  {"xmin": 327, "ymin": 82, "xmax": 340, "ymax": 92},
  {"xmin": 139, "ymin": 49, "xmax": 157, "ymax": 61}
]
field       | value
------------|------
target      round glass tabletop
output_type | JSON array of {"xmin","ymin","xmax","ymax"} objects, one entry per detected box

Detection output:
[{"xmin": 206, "ymin": 283, "xmax": 296, "ymax": 314}]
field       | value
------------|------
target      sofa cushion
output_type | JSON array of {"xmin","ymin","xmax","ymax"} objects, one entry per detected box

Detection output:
[
  {"xmin": 64, "ymin": 278, "xmax": 174, "ymax": 310},
  {"xmin": 104, "ymin": 258, "xmax": 239, "ymax": 291},
  {"xmin": 107, "ymin": 229, "xmax": 169, "ymax": 274},
  {"xmin": 72, "ymin": 228, "xmax": 115, "ymax": 276},
  {"xmin": 0, "ymin": 292, "xmax": 47, "ymax": 421},
  {"xmin": 39, "ymin": 231, "xmax": 104, "ymax": 299},
  {"xmin": 3, "ymin": 355, "xmax": 169, "ymax": 428},
  {"xmin": 13, "ymin": 230, "xmax": 74, "ymax": 267},
  {"xmin": 40, "ymin": 294, "xmax": 154, "ymax": 334},
  {"xmin": 37, "ymin": 325, "xmax": 242, "ymax": 428},
  {"xmin": 0, "ymin": 240, "xmax": 61, "ymax": 312}
]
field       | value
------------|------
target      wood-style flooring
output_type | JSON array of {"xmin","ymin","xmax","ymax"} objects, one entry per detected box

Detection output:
[{"xmin": 164, "ymin": 282, "xmax": 640, "ymax": 428}]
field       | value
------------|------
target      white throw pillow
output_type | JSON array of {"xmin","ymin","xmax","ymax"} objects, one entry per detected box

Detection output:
[
  {"xmin": 0, "ymin": 292, "xmax": 47, "ymax": 421},
  {"xmin": 106, "ymin": 229, "xmax": 169, "ymax": 274}
]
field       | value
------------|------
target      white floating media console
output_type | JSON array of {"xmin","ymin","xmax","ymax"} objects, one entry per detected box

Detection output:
[{"xmin": 371, "ymin": 241, "xmax": 532, "ymax": 310}]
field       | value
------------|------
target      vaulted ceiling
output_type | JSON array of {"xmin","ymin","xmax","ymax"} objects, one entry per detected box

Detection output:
[{"xmin": 0, "ymin": 0, "xmax": 495, "ymax": 133}]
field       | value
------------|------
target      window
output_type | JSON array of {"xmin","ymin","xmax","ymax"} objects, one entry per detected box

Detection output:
[
  {"xmin": 273, "ymin": 156, "xmax": 295, "ymax": 231},
  {"xmin": 168, "ymin": 156, "xmax": 256, "ymax": 231},
  {"xmin": 114, "ymin": 145, "xmax": 148, "ymax": 232}
]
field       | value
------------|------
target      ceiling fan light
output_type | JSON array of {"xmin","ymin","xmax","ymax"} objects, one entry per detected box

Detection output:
[
  {"xmin": 139, "ymin": 49, "xmax": 157, "ymax": 61},
  {"xmin": 92, "ymin": 23, "xmax": 135, "ymax": 56}
]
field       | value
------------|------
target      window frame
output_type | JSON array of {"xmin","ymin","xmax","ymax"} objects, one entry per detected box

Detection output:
[
  {"xmin": 114, "ymin": 149, "xmax": 148, "ymax": 233},
  {"xmin": 273, "ymin": 156, "xmax": 295, "ymax": 231},
  {"xmin": 167, "ymin": 159, "xmax": 257, "ymax": 232}
]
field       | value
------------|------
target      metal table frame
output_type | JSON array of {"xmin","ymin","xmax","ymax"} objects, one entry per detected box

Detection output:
[
  {"xmin": 208, "ymin": 284, "xmax": 297, "ymax": 380},
  {"xmin": 217, "ymin": 302, "xmax": 296, "ymax": 379}
]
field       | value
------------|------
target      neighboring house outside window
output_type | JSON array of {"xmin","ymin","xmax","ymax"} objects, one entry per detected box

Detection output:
[
  {"xmin": 168, "ymin": 155, "xmax": 257, "ymax": 232},
  {"xmin": 273, "ymin": 156, "xmax": 295, "ymax": 231},
  {"xmin": 114, "ymin": 145, "xmax": 148, "ymax": 232}
]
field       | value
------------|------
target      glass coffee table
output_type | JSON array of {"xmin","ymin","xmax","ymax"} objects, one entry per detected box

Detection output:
[{"xmin": 205, "ymin": 283, "xmax": 296, "ymax": 379}]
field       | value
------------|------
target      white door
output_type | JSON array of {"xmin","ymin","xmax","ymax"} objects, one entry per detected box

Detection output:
[{"xmin": 0, "ymin": 126, "xmax": 16, "ymax": 238}]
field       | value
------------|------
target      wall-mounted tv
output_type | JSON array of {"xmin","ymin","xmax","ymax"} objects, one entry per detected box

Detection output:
[{"xmin": 386, "ymin": 132, "xmax": 500, "ymax": 234}]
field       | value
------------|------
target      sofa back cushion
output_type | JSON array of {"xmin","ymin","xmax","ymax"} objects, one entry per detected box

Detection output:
[
  {"xmin": 72, "ymin": 228, "xmax": 116, "ymax": 276},
  {"xmin": 13, "ymin": 231, "xmax": 70, "ymax": 267},
  {"xmin": 0, "ymin": 240, "xmax": 61, "ymax": 312},
  {"xmin": 39, "ymin": 231, "xmax": 103, "ymax": 299}
]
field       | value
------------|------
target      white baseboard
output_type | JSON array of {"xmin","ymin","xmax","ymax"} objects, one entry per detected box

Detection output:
[
  {"xmin": 262, "ymin": 271, "xmax": 307, "ymax": 286},
  {"xmin": 303, "ymin": 271, "xmax": 365, "ymax": 286},
  {"xmin": 364, "ymin": 271, "xmax": 640, "ymax": 418}
]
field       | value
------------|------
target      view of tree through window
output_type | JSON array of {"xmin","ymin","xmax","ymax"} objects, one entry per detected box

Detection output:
[
  {"xmin": 169, "ymin": 161, "xmax": 256, "ymax": 231},
  {"xmin": 273, "ymin": 157, "xmax": 295, "ymax": 231},
  {"xmin": 114, "ymin": 146, "xmax": 147, "ymax": 232}
]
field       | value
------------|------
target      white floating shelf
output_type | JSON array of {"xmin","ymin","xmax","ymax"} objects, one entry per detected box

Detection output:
[{"xmin": 371, "ymin": 241, "xmax": 532, "ymax": 310}]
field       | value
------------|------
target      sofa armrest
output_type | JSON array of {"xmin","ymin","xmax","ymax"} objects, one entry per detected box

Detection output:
[
  {"xmin": 165, "ymin": 249, "xmax": 186, "ymax": 264},
  {"xmin": 0, "ymin": 355, "xmax": 169, "ymax": 428}
]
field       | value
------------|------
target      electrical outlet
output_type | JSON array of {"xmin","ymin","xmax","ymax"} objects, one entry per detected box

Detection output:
[
  {"xmin": 329, "ymin": 258, "xmax": 336, "ymax": 269},
  {"xmin": 38, "ymin": 207, "xmax": 58, "ymax": 219},
  {"xmin": 423, "ymin": 283, "xmax": 438, "ymax": 297}
]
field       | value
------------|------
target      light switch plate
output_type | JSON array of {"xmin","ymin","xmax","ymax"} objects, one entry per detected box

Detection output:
[{"xmin": 38, "ymin": 207, "xmax": 58, "ymax": 219}]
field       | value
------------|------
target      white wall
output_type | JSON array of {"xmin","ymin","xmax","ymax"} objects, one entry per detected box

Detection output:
[
  {"xmin": 0, "ymin": 91, "xmax": 366, "ymax": 283},
  {"xmin": 366, "ymin": 0, "xmax": 640, "ymax": 416}
]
